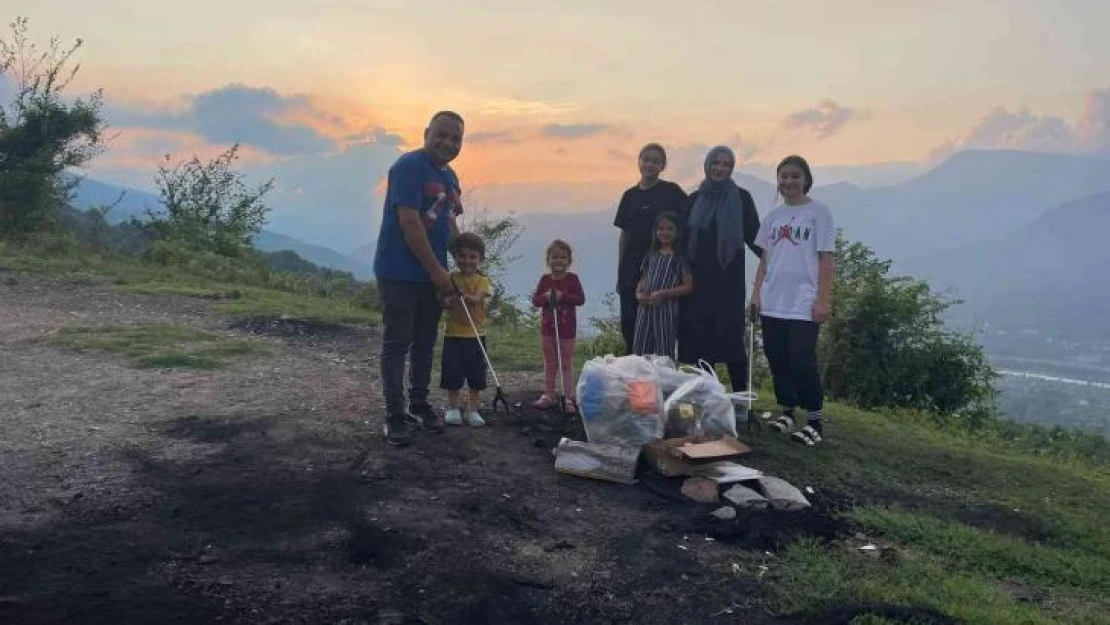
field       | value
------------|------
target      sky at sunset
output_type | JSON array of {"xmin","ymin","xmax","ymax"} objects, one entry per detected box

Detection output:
[{"xmin": 5, "ymin": 0, "xmax": 1110, "ymax": 250}]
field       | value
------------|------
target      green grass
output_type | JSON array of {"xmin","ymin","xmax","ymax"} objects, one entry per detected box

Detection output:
[
  {"xmin": 739, "ymin": 399, "xmax": 1110, "ymax": 624},
  {"xmin": 770, "ymin": 539, "xmax": 1065, "ymax": 624},
  {"xmin": 120, "ymin": 280, "xmax": 380, "ymax": 324},
  {"xmin": 850, "ymin": 507, "xmax": 1110, "ymax": 593},
  {"xmin": 212, "ymin": 286, "xmax": 378, "ymax": 324},
  {"xmin": 1, "ymin": 239, "xmax": 379, "ymax": 325},
  {"xmin": 52, "ymin": 324, "xmax": 267, "ymax": 369},
  {"xmin": 487, "ymin": 323, "xmax": 545, "ymax": 372}
]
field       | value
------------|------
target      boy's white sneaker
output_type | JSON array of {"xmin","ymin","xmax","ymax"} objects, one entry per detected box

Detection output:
[
  {"xmin": 444, "ymin": 408, "xmax": 463, "ymax": 426},
  {"xmin": 467, "ymin": 411, "xmax": 486, "ymax": 427}
]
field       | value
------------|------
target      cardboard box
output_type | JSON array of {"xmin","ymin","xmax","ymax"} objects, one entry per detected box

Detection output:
[{"xmin": 643, "ymin": 435, "xmax": 751, "ymax": 477}]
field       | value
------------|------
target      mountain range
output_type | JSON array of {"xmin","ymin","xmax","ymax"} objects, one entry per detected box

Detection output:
[
  {"xmin": 503, "ymin": 150, "xmax": 1110, "ymax": 331},
  {"xmin": 72, "ymin": 178, "xmax": 374, "ymax": 279},
  {"xmin": 900, "ymin": 190, "xmax": 1110, "ymax": 342}
]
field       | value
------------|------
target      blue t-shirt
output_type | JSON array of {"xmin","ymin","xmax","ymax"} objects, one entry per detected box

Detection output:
[{"xmin": 373, "ymin": 149, "xmax": 463, "ymax": 282}]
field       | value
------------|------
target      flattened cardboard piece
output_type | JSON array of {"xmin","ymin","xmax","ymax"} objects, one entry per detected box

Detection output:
[
  {"xmin": 677, "ymin": 437, "xmax": 750, "ymax": 463},
  {"xmin": 690, "ymin": 461, "xmax": 763, "ymax": 484},
  {"xmin": 554, "ymin": 438, "xmax": 640, "ymax": 485},
  {"xmin": 643, "ymin": 435, "xmax": 751, "ymax": 477},
  {"xmin": 643, "ymin": 435, "xmax": 704, "ymax": 477}
]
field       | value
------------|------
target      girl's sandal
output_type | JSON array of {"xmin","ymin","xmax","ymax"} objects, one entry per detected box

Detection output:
[
  {"xmin": 532, "ymin": 394, "xmax": 556, "ymax": 410},
  {"xmin": 564, "ymin": 399, "xmax": 579, "ymax": 416}
]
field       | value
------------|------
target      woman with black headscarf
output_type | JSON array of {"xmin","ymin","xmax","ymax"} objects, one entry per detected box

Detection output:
[{"xmin": 678, "ymin": 145, "xmax": 762, "ymax": 394}]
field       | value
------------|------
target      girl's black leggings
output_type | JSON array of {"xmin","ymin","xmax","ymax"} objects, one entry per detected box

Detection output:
[{"xmin": 760, "ymin": 315, "xmax": 823, "ymax": 412}]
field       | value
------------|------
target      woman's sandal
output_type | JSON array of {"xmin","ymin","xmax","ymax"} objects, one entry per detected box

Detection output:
[
  {"xmin": 532, "ymin": 394, "xmax": 556, "ymax": 410},
  {"xmin": 564, "ymin": 398, "xmax": 579, "ymax": 416},
  {"xmin": 791, "ymin": 425, "xmax": 823, "ymax": 446},
  {"xmin": 770, "ymin": 415, "xmax": 795, "ymax": 433}
]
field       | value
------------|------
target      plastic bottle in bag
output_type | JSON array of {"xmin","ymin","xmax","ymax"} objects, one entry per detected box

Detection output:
[{"xmin": 576, "ymin": 355, "xmax": 665, "ymax": 446}]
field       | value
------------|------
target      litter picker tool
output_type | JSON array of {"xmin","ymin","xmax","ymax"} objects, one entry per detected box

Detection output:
[
  {"xmin": 548, "ymin": 289, "xmax": 569, "ymax": 415},
  {"xmin": 726, "ymin": 304, "xmax": 760, "ymax": 422},
  {"xmin": 452, "ymin": 278, "xmax": 509, "ymax": 413}
]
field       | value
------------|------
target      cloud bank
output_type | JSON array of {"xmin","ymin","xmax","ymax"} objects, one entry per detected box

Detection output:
[
  {"xmin": 540, "ymin": 123, "xmax": 611, "ymax": 139},
  {"xmin": 110, "ymin": 84, "xmax": 338, "ymax": 156},
  {"xmin": 782, "ymin": 99, "xmax": 860, "ymax": 139},
  {"xmin": 930, "ymin": 88, "xmax": 1110, "ymax": 161},
  {"xmin": 99, "ymin": 83, "xmax": 406, "ymax": 252}
]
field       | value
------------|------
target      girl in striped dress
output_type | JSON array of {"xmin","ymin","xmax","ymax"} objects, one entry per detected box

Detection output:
[{"xmin": 633, "ymin": 212, "xmax": 693, "ymax": 358}]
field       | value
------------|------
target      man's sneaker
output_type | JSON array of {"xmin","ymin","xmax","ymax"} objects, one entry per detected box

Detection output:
[
  {"xmin": 383, "ymin": 414, "xmax": 413, "ymax": 447},
  {"xmin": 409, "ymin": 402, "xmax": 444, "ymax": 433},
  {"xmin": 467, "ymin": 411, "xmax": 486, "ymax": 427},
  {"xmin": 444, "ymin": 408, "xmax": 463, "ymax": 426}
]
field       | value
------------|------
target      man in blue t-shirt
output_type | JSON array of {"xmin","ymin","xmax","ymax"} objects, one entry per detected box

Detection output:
[{"xmin": 373, "ymin": 110, "xmax": 465, "ymax": 447}]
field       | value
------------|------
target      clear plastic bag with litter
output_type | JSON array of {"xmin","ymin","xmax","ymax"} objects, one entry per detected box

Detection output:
[
  {"xmin": 577, "ymin": 355, "xmax": 665, "ymax": 446},
  {"xmin": 662, "ymin": 371, "xmax": 738, "ymax": 439},
  {"xmin": 645, "ymin": 355, "xmax": 706, "ymax": 399}
]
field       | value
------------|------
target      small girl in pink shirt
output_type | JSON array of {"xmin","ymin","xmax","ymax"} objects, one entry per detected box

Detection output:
[{"xmin": 530, "ymin": 239, "xmax": 585, "ymax": 413}]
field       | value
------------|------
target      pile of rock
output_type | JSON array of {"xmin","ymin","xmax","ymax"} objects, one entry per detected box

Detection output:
[{"xmin": 679, "ymin": 473, "xmax": 812, "ymax": 518}]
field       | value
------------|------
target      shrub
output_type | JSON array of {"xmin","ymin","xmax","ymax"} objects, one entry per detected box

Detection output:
[{"xmin": 819, "ymin": 232, "xmax": 997, "ymax": 426}]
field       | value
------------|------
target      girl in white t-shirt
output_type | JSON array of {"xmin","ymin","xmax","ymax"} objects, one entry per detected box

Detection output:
[{"xmin": 750, "ymin": 155, "xmax": 835, "ymax": 445}]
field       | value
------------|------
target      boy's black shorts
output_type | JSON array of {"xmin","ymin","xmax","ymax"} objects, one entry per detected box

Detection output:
[{"xmin": 440, "ymin": 336, "xmax": 488, "ymax": 391}]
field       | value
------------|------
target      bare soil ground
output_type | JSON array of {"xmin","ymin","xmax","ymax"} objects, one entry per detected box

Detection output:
[{"xmin": 0, "ymin": 276, "xmax": 842, "ymax": 624}]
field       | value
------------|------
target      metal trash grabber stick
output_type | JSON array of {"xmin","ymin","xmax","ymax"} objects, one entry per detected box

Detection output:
[
  {"xmin": 452, "ymin": 278, "xmax": 509, "ymax": 413},
  {"xmin": 726, "ymin": 302, "xmax": 760, "ymax": 424},
  {"xmin": 548, "ymin": 289, "xmax": 568, "ymax": 415}
]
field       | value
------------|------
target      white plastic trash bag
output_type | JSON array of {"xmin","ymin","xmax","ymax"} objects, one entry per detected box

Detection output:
[
  {"xmin": 576, "ymin": 355, "xmax": 665, "ymax": 446},
  {"xmin": 662, "ymin": 374, "xmax": 738, "ymax": 439},
  {"xmin": 647, "ymin": 356, "xmax": 706, "ymax": 399}
]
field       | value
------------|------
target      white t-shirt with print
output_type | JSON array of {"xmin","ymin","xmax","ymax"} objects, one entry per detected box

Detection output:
[{"xmin": 754, "ymin": 200, "xmax": 835, "ymax": 321}]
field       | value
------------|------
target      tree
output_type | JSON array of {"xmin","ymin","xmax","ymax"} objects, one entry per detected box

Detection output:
[
  {"xmin": 819, "ymin": 231, "xmax": 998, "ymax": 425},
  {"xmin": 0, "ymin": 16, "xmax": 106, "ymax": 235},
  {"xmin": 455, "ymin": 205, "xmax": 525, "ymax": 325},
  {"xmin": 140, "ymin": 144, "xmax": 274, "ymax": 257}
]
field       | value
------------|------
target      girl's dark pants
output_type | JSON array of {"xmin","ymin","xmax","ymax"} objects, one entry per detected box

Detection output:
[{"xmin": 760, "ymin": 315, "xmax": 823, "ymax": 412}]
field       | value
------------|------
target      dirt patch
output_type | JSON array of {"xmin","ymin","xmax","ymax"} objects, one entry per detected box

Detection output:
[
  {"xmin": 1, "ymin": 276, "xmax": 847, "ymax": 624},
  {"xmin": 856, "ymin": 486, "xmax": 1057, "ymax": 545},
  {"xmin": 230, "ymin": 315, "xmax": 372, "ymax": 342}
]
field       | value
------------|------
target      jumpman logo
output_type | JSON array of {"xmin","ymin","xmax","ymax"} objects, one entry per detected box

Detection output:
[{"xmin": 777, "ymin": 223, "xmax": 799, "ymax": 245}]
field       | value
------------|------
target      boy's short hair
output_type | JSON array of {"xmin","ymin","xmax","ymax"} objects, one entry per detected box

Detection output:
[{"xmin": 451, "ymin": 231, "xmax": 485, "ymax": 259}]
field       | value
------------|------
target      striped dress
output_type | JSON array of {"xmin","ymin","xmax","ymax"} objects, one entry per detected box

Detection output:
[{"xmin": 632, "ymin": 250, "xmax": 687, "ymax": 358}]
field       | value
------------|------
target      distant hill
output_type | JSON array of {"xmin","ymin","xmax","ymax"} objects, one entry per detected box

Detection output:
[
  {"xmin": 493, "ymin": 150, "xmax": 1110, "ymax": 326},
  {"xmin": 72, "ymin": 176, "xmax": 161, "ymax": 222},
  {"xmin": 348, "ymin": 241, "xmax": 377, "ymax": 274},
  {"xmin": 253, "ymin": 231, "xmax": 371, "ymax": 279},
  {"xmin": 904, "ymin": 190, "xmax": 1110, "ymax": 341},
  {"xmin": 837, "ymin": 150, "xmax": 1110, "ymax": 262},
  {"xmin": 70, "ymin": 177, "xmax": 372, "ymax": 279}
]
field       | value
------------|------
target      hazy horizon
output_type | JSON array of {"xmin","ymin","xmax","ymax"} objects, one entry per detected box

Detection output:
[{"xmin": 6, "ymin": 1, "xmax": 1110, "ymax": 251}]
